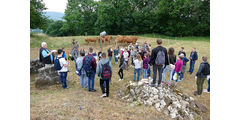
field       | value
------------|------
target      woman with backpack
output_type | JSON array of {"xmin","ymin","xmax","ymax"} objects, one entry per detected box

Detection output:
[
  {"xmin": 172, "ymin": 54, "xmax": 184, "ymax": 82},
  {"xmin": 162, "ymin": 47, "xmax": 176, "ymax": 86},
  {"xmin": 118, "ymin": 54, "xmax": 126, "ymax": 81},
  {"xmin": 96, "ymin": 52, "xmax": 112, "ymax": 98},
  {"xmin": 76, "ymin": 49, "xmax": 88, "ymax": 88}
]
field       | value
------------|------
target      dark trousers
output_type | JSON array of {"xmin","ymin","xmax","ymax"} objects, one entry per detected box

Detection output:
[
  {"xmin": 207, "ymin": 78, "xmax": 210, "ymax": 92},
  {"xmin": 197, "ymin": 78, "xmax": 206, "ymax": 95},
  {"xmin": 100, "ymin": 79, "xmax": 109, "ymax": 97},
  {"xmin": 152, "ymin": 65, "xmax": 163, "ymax": 85},
  {"xmin": 88, "ymin": 71, "xmax": 95, "ymax": 91},
  {"xmin": 118, "ymin": 68, "xmax": 123, "ymax": 79},
  {"xmin": 59, "ymin": 72, "xmax": 68, "ymax": 88}
]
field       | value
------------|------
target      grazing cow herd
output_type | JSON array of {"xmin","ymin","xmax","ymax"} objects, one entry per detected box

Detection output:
[{"xmin": 84, "ymin": 35, "xmax": 138, "ymax": 44}]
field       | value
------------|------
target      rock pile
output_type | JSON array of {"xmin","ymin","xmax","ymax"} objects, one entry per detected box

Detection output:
[
  {"xmin": 120, "ymin": 79, "xmax": 208, "ymax": 120},
  {"xmin": 35, "ymin": 65, "xmax": 60, "ymax": 88},
  {"xmin": 30, "ymin": 59, "xmax": 44, "ymax": 73}
]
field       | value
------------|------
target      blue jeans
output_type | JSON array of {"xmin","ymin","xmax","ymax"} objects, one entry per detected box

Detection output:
[
  {"xmin": 207, "ymin": 78, "xmax": 210, "ymax": 92},
  {"xmin": 147, "ymin": 65, "xmax": 151, "ymax": 77},
  {"xmin": 59, "ymin": 72, "xmax": 68, "ymax": 88},
  {"xmin": 134, "ymin": 68, "xmax": 141, "ymax": 81},
  {"xmin": 114, "ymin": 56, "xmax": 118, "ymax": 63},
  {"xmin": 189, "ymin": 60, "xmax": 196, "ymax": 74},
  {"xmin": 109, "ymin": 56, "xmax": 112, "ymax": 63},
  {"xmin": 162, "ymin": 65, "xmax": 174, "ymax": 83},
  {"xmin": 172, "ymin": 70, "xmax": 181, "ymax": 81},
  {"xmin": 88, "ymin": 71, "xmax": 95, "ymax": 91},
  {"xmin": 80, "ymin": 74, "xmax": 88, "ymax": 88},
  {"xmin": 152, "ymin": 65, "xmax": 163, "ymax": 85},
  {"xmin": 143, "ymin": 69, "xmax": 148, "ymax": 79}
]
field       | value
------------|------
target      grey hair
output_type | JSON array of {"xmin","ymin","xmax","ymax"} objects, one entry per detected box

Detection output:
[{"xmin": 41, "ymin": 42, "xmax": 47, "ymax": 47}]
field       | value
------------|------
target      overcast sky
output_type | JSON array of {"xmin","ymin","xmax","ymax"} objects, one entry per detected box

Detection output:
[{"xmin": 43, "ymin": 0, "xmax": 68, "ymax": 13}]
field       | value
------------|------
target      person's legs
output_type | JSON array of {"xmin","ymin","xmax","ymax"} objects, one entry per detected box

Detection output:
[
  {"xmin": 121, "ymin": 69, "xmax": 124, "ymax": 79},
  {"xmin": 157, "ymin": 65, "xmax": 163, "ymax": 85},
  {"xmin": 168, "ymin": 69, "xmax": 174, "ymax": 83},
  {"xmin": 137, "ymin": 68, "xmax": 140, "ymax": 81},
  {"xmin": 109, "ymin": 56, "xmax": 112, "ymax": 62},
  {"xmin": 207, "ymin": 78, "xmax": 210, "ymax": 92},
  {"xmin": 191, "ymin": 61, "xmax": 196, "ymax": 74},
  {"xmin": 162, "ymin": 65, "xmax": 168, "ymax": 83},
  {"xmin": 197, "ymin": 78, "xmax": 205, "ymax": 95},
  {"xmin": 100, "ymin": 79, "xmax": 105, "ymax": 94},
  {"xmin": 88, "ymin": 76, "xmax": 92, "ymax": 91},
  {"xmin": 60, "ymin": 72, "xmax": 67, "ymax": 88},
  {"xmin": 147, "ymin": 66, "xmax": 151, "ymax": 77},
  {"xmin": 143, "ymin": 69, "xmax": 147, "ymax": 79},
  {"xmin": 152, "ymin": 65, "xmax": 157, "ymax": 85},
  {"xmin": 59, "ymin": 72, "xmax": 64, "ymax": 88},
  {"xmin": 80, "ymin": 75, "xmax": 84, "ymax": 87},
  {"xmin": 189, "ymin": 60, "xmax": 193, "ymax": 72},
  {"xmin": 134, "ymin": 69, "xmax": 137, "ymax": 81},
  {"xmin": 106, "ymin": 79, "xmax": 110, "ymax": 97},
  {"xmin": 91, "ymin": 72, "xmax": 95, "ymax": 90},
  {"xmin": 118, "ymin": 69, "xmax": 122, "ymax": 79},
  {"xmin": 115, "ymin": 57, "xmax": 118, "ymax": 63},
  {"xmin": 83, "ymin": 74, "xmax": 88, "ymax": 88}
]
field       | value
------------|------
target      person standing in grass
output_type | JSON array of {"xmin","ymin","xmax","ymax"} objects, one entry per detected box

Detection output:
[
  {"xmin": 150, "ymin": 39, "xmax": 168, "ymax": 87},
  {"xmin": 57, "ymin": 49, "xmax": 69, "ymax": 89},
  {"xmin": 130, "ymin": 48, "xmax": 136, "ymax": 67},
  {"xmin": 123, "ymin": 48, "xmax": 129, "ymax": 66},
  {"xmin": 178, "ymin": 47, "xmax": 186, "ymax": 57},
  {"xmin": 76, "ymin": 49, "xmax": 88, "ymax": 88},
  {"xmin": 147, "ymin": 50, "xmax": 152, "ymax": 80},
  {"xmin": 180, "ymin": 55, "xmax": 189, "ymax": 81},
  {"xmin": 114, "ymin": 46, "xmax": 120, "ymax": 64},
  {"xmin": 72, "ymin": 46, "xmax": 79, "ymax": 69},
  {"xmin": 188, "ymin": 48, "xmax": 198, "ymax": 74},
  {"xmin": 194, "ymin": 56, "xmax": 210, "ymax": 97},
  {"xmin": 118, "ymin": 54, "xmax": 126, "ymax": 81},
  {"xmin": 143, "ymin": 53, "xmax": 150, "ymax": 79},
  {"xmin": 83, "ymin": 47, "xmax": 97, "ymax": 92},
  {"xmin": 162, "ymin": 47, "xmax": 176, "ymax": 86},
  {"xmin": 133, "ymin": 54, "xmax": 143, "ymax": 82},
  {"xmin": 108, "ymin": 47, "xmax": 113, "ymax": 63},
  {"xmin": 96, "ymin": 52, "xmax": 112, "ymax": 97},
  {"xmin": 172, "ymin": 55, "xmax": 183, "ymax": 82}
]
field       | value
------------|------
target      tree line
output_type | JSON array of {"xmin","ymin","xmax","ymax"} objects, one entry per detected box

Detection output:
[{"xmin": 31, "ymin": 0, "xmax": 210, "ymax": 37}]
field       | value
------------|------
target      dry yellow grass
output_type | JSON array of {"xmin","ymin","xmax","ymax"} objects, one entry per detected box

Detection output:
[{"xmin": 30, "ymin": 35, "xmax": 210, "ymax": 120}]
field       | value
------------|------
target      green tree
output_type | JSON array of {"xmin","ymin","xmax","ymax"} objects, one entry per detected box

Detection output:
[{"xmin": 30, "ymin": 0, "xmax": 47, "ymax": 30}]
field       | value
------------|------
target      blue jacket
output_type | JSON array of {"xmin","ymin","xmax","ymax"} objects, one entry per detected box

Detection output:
[
  {"xmin": 190, "ymin": 51, "xmax": 198, "ymax": 61},
  {"xmin": 182, "ymin": 56, "xmax": 189, "ymax": 65}
]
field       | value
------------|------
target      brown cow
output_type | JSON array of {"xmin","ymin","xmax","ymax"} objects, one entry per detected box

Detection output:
[
  {"xmin": 124, "ymin": 36, "xmax": 138, "ymax": 44},
  {"xmin": 115, "ymin": 35, "xmax": 125, "ymax": 43},
  {"xmin": 85, "ymin": 37, "xmax": 99, "ymax": 44}
]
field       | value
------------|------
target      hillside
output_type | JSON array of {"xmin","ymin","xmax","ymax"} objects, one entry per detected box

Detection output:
[{"xmin": 43, "ymin": 11, "xmax": 64, "ymax": 21}]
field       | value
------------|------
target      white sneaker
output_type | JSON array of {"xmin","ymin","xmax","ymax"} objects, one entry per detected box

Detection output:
[
  {"xmin": 119, "ymin": 79, "xmax": 122, "ymax": 81},
  {"xmin": 148, "ymin": 77, "xmax": 151, "ymax": 80},
  {"xmin": 203, "ymin": 89, "xmax": 210, "ymax": 93},
  {"xmin": 100, "ymin": 93, "xmax": 107, "ymax": 97}
]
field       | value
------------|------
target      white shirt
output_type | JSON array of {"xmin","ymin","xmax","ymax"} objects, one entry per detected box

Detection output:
[
  {"xmin": 123, "ymin": 51, "xmax": 129, "ymax": 61},
  {"xmin": 134, "ymin": 59, "xmax": 143, "ymax": 69},
  {"xmin": 58, "ymin": 57, "xmax": 68, "ymax": 72}
]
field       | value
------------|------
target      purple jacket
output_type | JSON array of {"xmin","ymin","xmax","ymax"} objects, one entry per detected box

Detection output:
[
  {"xmin": 174, "ymin": 59, "xmax": 183, "ymax": 72},
  {"xmin": 143, "ymin": 58, "xmax": 150, "ymax": 69}
]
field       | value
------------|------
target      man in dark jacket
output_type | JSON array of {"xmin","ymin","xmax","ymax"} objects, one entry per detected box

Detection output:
[
  {"xmin": 150, "ymin": 39, "xmax": 168, "ymax": 87},
  {"xmin": 194, "ymin": 56, "xmax": 210, "ymax": 97},
  {"xmin": 188, "ymin": 48, "xmax": 198, "ymax": 74}
]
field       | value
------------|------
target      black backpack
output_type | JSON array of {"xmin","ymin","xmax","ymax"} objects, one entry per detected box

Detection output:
[
  {"xmin": 202, "ymin": 63, "xmax": 210, "ymax": 75},
  {"xmin": 54, "ymin": 57, "xmax": 63, "ymax": 70},
  {"xmin": 101, "ymin": 61, "xmax": 111, "ymax": 80}
]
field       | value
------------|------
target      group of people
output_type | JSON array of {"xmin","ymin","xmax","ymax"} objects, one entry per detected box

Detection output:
[{"xmin": 39, "ymin": 38, "xmax": 210, "ymax": 98}]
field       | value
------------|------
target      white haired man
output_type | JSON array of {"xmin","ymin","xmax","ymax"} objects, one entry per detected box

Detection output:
[{"xmin": 39, "ymin": 42, "xmax": 54, "ymax": 67}]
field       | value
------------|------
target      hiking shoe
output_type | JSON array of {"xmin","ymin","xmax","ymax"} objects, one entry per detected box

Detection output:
[
  {"xmin": 157, "ymin": 84, "xmax": 161, "ymax": 87},
  {"xmin": 166, "ymin": 82, "xmax": 170, "ymax": 86},
  {"xmin": 176, "ymin": 80, "xmax": 181, "ymax": 82},
  {"xmin": 161, "ymin": 81, "xmax": 164, "ymax": 85},
  {"xmin": 148, "ymin": 77, "xmax": 151, "ymax": 80},
  {"xmin": 100, "ymin": 93, "xmax": 107, "ymax": 98},
  {"xmin": 203, "ymin": 89, "xmax": 210, "ymax": 93},
  {"xmin": 89, "ymin": 89, "xmax": 96, "ymax": 92},
  {"xmin": 119, "ymin": 79, "xmax": 122, "ymax": 81},
  {"xmin": 149, "ymin": 84, "xmax": 155, "ymax": 87}
]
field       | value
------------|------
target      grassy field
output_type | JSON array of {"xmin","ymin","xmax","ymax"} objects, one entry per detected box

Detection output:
[{"xmin": 30, "ymin": 34, "xmax": 210, "ymax": 120}]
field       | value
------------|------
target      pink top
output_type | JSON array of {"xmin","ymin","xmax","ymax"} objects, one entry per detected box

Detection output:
[{"xmin": 174, "ymin": 59, "xmax": 183, "ymax": 72}]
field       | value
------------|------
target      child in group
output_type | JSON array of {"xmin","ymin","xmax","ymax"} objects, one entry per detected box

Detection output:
[
  {"xmin": 133, "ymin": 54, "xmax": 143, "ymax": 82},
  {"xmin": 98, "ymin": 49, "xmax": 102, "ymax": 61},
  {"xmin": 130, "ymin": 48, "xmax": 135, "ymax": 67},
  {"xmin": 123, "ymin": 48, "xmax": 129, "ymax": 65},
  {"xmin": 76, "ymin": 49, "xmax": 88, "ymax": 88},
  {"xmin": 188, "ymin": 48, "xmax": 198, "ymax": 74},
  {"xmin": 118, "ymin": 54, "xmax": 126, "ymax": 81},
  {"xmin": 56, "ymin": 49, "xmax": 69, "ymax": 89},
  {"xmin": 114, "ymin": 46, "xmax": 120, "ymax": 64},
  {"xmin": 178, "ymin": 47, "xmax": 186, "ymax": 57},
  {"xmin": 147, "ymin": 50, "xmax": 151, "ymax": 79},
  {"xmin": 172, "ymin": 54, "xmax": 183, "ymax": 82},
  {"xmin": 180, "ymin": 54, "xmax": 189, "ymax": 80},
  {"xmin": 143, "ymin": 53, "xmax": 150, "ymax": 79}
]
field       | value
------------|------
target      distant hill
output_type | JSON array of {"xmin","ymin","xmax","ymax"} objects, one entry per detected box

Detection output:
[{"xmin": 43, "ymin": 11, "xmax": 65, "ymax": 21}]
